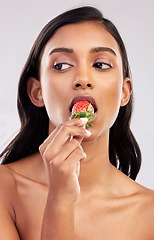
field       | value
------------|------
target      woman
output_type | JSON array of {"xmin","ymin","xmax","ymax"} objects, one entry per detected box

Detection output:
[{"xmin": 0, "ymin": 6, "xmax": 154, "ymax": 240}]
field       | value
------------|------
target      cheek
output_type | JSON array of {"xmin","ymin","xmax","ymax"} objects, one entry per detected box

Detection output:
[
  {"xmin": 97, "ymin": 74, "xmax": 123, "ymax": 129},
  {"xmin": 107, "ymin": 80, "xmax": 122, "ymax": 109},
  {"xmin": 99, "ymin": 72, "xmax": 122, "ymax": 104},
  {"xmin": 40, "ymin": 77, "xmax": 71, "ymax": 125}
]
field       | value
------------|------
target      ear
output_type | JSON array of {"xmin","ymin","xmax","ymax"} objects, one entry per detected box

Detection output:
[
  {"xmin": 27, "ymin": 77, "xmax": 45, "ymax": 107},
  {"xmin": 120, "ymin": 77, "xmax": 132, "ymax": 107}
]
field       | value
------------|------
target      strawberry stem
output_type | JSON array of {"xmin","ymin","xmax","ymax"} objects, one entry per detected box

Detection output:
[{"xmin": 70, "ymin": 103, "xmax": 96, "ymax": 128}]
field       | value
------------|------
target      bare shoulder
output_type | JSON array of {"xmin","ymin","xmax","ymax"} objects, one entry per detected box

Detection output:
[
  {"xmin": 0, "ymin": 164, "xmax": 17, "ymax": 207},
  {"xmin": 0, "ymin": 163, "xmax": 21, "ymax": 214},
  {"xmin": 0, "ymin": 164, "xmax": 20, "ymax": 239},
  {"xmin": 0, "ymin": 164, "xmax": 17, "ymax": 192},
  {"xmin": 123, "ymin": 172, "xmax": 154, "ymax": 236},
  {"xmin": 115, "ymin": 169, "xmax": 154, "ymax": 238},
  {"xmin": 129, "ymin": 176, "xmax": 154, "ymax": 206},
  {"xmin": 122, "ymin": 170, "xmax": 154, "ymax": 211},
  {"xmin": 135, "ymin": 183, "xmax": 154, "ymax": 237},
  {"xmin": 136, "ymin": 183, "xmax": 154, "ymax": 216}
]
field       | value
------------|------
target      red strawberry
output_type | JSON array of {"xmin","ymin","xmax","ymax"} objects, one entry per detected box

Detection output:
[
  {"xmin": 72, "ymin": 101, "xmax": 94, "ymax": 115},
  {"xmin": 71, "ymin": 101, "xmax": 95, "ymax": 128}
]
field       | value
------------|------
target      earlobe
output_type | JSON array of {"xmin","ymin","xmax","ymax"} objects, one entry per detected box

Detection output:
[
  {"xmin": 27, "ymin": 77, "xmax": 45, "ymax": 107},
  {"xmin": 120, "ymin": 77, "xmax": 132, "ymax": 107}
]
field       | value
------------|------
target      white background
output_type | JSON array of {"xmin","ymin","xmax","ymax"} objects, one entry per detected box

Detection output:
[{"xmin": 0, "ymin": 0, "xmax": 154, "ymax": 188}]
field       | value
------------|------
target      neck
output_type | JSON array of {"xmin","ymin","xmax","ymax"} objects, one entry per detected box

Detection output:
[{"xmin": 79, "ymin": 130, "xmax": 115, "ymax": 194}]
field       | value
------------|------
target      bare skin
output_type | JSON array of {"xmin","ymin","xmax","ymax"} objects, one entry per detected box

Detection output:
[{"xmin": 0, "ymin": 21, "xmax": 154, "ymax": 239}]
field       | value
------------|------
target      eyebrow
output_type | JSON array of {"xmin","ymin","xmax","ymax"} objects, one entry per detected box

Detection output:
[
  {"xmin": 90, "ymin": 47, "xmax": 116, "ymax": 56},
  {"xmin": 49, "ymin": 47, "xmax": 73, "ymax": 55},
  {"xmin": 48, "ymin": 47, "xmax": 116, "ymax": 56}
]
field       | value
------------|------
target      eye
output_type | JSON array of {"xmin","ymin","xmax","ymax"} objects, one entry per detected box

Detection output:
[
  {"xmin": 93, "ymin": 62, "xmax": 112, "ymax": 70},
  {"xmin": 53, "ymin": 63, "xmax": 72, "ymax": 71}
]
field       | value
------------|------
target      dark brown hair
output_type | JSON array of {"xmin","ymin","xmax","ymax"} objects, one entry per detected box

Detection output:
[{"xmin": 0, "ymin": 6, "xmax": 141, "ymax": 180}]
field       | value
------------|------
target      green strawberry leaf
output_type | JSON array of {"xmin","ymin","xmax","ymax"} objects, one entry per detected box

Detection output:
[
  {"xmin": 79, "ymin": 112, "xmax": 87, "ymax": 118},
  {"xmin": 85, "ymin": 112, "xmax": 91, "ymax": 117},
  {"xmin": 86, "ymin": 123, "xmax": 93, "ymax": 128},
  {"xmin": 87, "ymin": 104, "xmax": 93, "ymax": 114},
  {"xmin": 88, "ymin": 114, "xmax": 96, "ymax": 121},
  {"xmin": 70, "ymin": 113, "xmax": 76, "ymax": 119},
  {"xmin": 70, "ymin": 103, "xmax": 95, "ymax": 128}
]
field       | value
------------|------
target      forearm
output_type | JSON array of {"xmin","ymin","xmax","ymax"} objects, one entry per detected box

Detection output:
[
  {"xmin": 39, "ymin": 119, "xmax": 88, "ymax": 239},
  {"xmin": 41, "ymin": 196, "xmax": 75, "ymax": 240}
]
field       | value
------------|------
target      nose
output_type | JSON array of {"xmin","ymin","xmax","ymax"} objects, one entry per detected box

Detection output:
[{"xmin": 72, "ymin": 66, "xmax": 94, "ymax": 89}]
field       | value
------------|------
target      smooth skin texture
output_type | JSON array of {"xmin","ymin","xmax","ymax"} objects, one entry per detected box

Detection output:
[{"xmin": 0, "ymin": 21, "xmax": 154, "ymax": 240}]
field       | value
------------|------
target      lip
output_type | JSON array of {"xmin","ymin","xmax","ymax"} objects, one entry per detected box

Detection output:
[{"xmin": 69, "ymin": 95, "xmax": 98, "ymax": 113}]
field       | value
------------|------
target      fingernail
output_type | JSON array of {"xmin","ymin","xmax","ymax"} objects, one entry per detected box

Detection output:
[
  {"xmin": 80, "ymin": 118, "xmax": 88, "ymax": 122},
  {"xmin": 85, "ymin": 129, "xmax": 91, "ymax": 136}
]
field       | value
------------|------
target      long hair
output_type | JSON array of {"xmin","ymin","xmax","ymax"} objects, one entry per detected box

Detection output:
[{"xmin": 0, "ymin": 6, "xmax": 141, "ymax": 180}]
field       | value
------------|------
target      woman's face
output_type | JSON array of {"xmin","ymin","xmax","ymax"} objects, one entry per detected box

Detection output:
[{"xmin": 39, "ymin": 21, "xmax": 130, "ymax": 137}]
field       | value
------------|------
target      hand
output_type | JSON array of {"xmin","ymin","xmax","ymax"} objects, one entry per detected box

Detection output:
[{"xmin": 39, "ymin": 118, "xmax": 91, "ymax": 204}]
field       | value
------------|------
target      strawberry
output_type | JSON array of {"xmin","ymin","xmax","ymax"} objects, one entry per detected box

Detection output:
[
  {"xmin": 71, "ymin": 101, "xmax": 94, "ymax": 115},
  {"xmin": 70, "ymin": 101, "xmax": 96, "ymax": 128}
]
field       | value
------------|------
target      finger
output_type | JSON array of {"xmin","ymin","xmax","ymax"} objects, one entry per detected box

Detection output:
[
  {"xmin": 75, "ymin": 161, "xmax": 80, "ymax": 178},
  {"xmin": 59, "ymin": 147, "xmax": 86, "ymax": 175},
  {"xmin": 39, "ymin": 127, "xmax": 59, "ymax": 156},
  {"xmin": 49, "ymin": 138, "xmax": 83, "ymax": 166},
  {"xmin": 53, "ymin": 124, "xmax": 91, "ymax": 148},
  {"xmin": 41, "ymin": 124, "xmax": 91, "ymax": 162},
  {"xmin": 39, "ymin": 118, "xmax": 88, "ymax": 155}
]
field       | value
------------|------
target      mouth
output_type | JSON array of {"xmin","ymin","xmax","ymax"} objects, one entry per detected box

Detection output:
[{"xmin": 69, "ymin": 95, "xmax": 98, "ymax": 114}]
